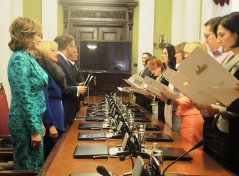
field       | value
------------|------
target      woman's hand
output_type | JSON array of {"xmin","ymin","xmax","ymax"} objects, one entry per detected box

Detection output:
[
  {"xmin": 31, "ymin": 133, "xmax": 42, "ymax": 150},
  {"xmin": 49, "ymin": 125, "xmax": 58, "ymax": 138}
]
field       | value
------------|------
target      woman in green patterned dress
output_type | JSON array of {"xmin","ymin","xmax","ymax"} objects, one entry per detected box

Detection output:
[{"xmin": 7, "ymin": 17, "xmax": 48, "ymax": 171}]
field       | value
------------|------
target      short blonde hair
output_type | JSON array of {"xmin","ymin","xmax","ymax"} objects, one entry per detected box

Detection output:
[
  {"xmin": 175, "ymin": 42, "xmax": 188, "ymax": 55},
  {"xmin": 38, "ymin": 40, "xmax": 58, "ymax": 58},
  {"xmin": 8, "ymin": 17, "xmax": 42, "ymax": 51},
  {"xmin": 184, "ymin": 41, "xmax": 208, "ymax": 54}
]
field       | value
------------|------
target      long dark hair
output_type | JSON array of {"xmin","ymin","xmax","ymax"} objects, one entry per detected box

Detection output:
[{"xmin": 164, "ymin": 44, "xmax": 176, "ymax": 70}]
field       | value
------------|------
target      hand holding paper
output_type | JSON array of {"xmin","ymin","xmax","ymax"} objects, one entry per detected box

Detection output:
[
  {"xmin": 144, "ymin": 76, "xmax": 178, "ymax": 100},
  {"xmin": 123, "ymin": 74, "xmax": 147, "ymax": 89}
]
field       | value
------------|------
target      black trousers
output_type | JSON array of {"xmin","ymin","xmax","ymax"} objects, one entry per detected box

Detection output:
[
  {"xmin": 213, "ymin": 126, "xmax": 239, "ymax": 175},
  {"xmin": 43, "ymin": 129, "xmax": 64, "ymax": 161},
  {"xmin": 202, "ymin": 117, "xmax": 215, "ymax": 157}
]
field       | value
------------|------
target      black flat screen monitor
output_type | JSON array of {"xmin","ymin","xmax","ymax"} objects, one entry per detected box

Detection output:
[{"xmin": 78, "ymin": 40, "xmax": 132, "ymax": 73}]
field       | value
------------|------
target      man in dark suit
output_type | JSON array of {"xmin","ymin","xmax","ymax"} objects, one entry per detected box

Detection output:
[
  {"xmin": 68, "ymin": 49, "xmax": 86, "ymax": 112},
  {"xmin": 55, "ymin": 34, "xmax": 87, "ymax": 127},
  {"xmin": 135, "ymin": 52, "xmax": 152, "ymax": 110}
]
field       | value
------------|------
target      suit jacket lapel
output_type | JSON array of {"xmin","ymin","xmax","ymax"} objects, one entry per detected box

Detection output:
[
  {"xmin": 58, "ymin": 55, "xmax": 76, "ymax": 84},
  {"xmin": 140, "ymin": 67, "xmax": 150, "ymax": 78}
]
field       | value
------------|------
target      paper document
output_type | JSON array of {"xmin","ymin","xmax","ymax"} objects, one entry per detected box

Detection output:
[
  {"xmin": 144, "ymin": 76, "xmax": 178, "ymax": 100},
  {"xmin": 123, "ymin": 74, "xmax": 147, "ymax": 89},
  {"xmin": 117, "ymin": 87, "xmax": 133, "ymax": 93},
  {"xmin": 84, "ymin": 74, "xmax": 93, "ymax": 86},
  {"xmin": 165, "ymin": 47, "xmax": 239, "ymax": 106},
  {"xmin": 165, "ymin": 68, "xmax": 215, "ymax": 105},
  {"xmin": 118, "ymin": 86, "xmax": 151, "ymax": 96}
]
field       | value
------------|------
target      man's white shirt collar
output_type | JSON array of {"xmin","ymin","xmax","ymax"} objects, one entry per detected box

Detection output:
[{"xmin": 58, "ymin": 52, "xmax": 74, "ymax": 65}]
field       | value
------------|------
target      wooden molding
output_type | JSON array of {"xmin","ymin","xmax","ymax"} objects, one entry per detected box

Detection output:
[{"xmin": 59, "ymin": 0, "xmax": 137, "ymax": 38}]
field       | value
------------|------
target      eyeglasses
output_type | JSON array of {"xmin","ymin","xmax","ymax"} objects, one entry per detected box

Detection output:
[{"xmin": 204, "ymin": 33, "xmax": 214, "ymax": 39}]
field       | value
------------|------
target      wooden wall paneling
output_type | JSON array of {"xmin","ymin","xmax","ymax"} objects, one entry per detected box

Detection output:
[{"xmin": 59, "ymin": 0, "xmax": 137, "ymax": 95}]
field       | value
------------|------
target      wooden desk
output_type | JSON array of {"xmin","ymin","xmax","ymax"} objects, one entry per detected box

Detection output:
[{"xmin": 38, "ymin": 96, "xmax": 235, "ymax": 176}]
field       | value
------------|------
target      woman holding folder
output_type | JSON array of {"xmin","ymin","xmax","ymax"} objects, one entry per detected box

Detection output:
[
  {"xmin": 158, "ymin": 42, "xmax": 206, "ymax": 145},
  {"xmin": 197, "ymin": 12, "xmax": 239, "ymax": 175},
  {"xmin": 147, "ymin": 56, "xmax": 168, "ymax": 123}
]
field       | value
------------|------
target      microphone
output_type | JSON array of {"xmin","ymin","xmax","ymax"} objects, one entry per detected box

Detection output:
[
  {"xmin": 96, "ymin": 165, "xmax": 111, "ymax": 176},
  {"xmin": 161, "ymin": 140, "xmax": 204, "ymax": 176},
  {"xmin": 119, "ymin": 154, "xmax": 135, "ymax": 169}
]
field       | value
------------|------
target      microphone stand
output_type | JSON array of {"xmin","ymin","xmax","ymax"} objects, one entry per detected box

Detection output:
[
  {"xmin": 161, "ymin": 140, "xmax": 204, "ymax": 176},
  {"xmin": 120, "ymin": 153, "xmax": 135, "ymax": 170}
]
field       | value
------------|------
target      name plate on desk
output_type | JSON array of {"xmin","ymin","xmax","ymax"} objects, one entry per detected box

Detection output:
[{"xmin": 73, "ymin": 144, "xmax": 108, "ymax": 159}]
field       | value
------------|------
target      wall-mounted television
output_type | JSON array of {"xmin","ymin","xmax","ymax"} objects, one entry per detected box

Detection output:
[{"xmin": 78, "ymin": 40, "xmax": 132, "ymax": 73}]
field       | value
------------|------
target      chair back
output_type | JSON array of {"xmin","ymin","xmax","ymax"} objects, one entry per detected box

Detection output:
[{"xmin": 0, "ymin": 83, "xmax": 10, "ymax": 135}]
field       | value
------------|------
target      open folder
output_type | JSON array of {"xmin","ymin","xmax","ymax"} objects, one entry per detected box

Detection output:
[
  {"xmin": 144, "ymin": 76, "xmax": 178, "ymax": 100},
  {"xmin": 164, "ymin": 47, "xmax": 239, "ymax": 106},
  {"xmin": 123, "ymin": 74, "xmax": 146, "ymax": 89}
]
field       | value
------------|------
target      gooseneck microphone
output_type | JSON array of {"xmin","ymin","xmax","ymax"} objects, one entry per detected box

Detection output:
[
  {"xmin": 119, "ymin": 154, "xmax": 135, "ymax": 169},
  {"xmin": 96, "ymin": 165, "xmax": 111, "ymax": 176},
  {"xmin": 161, "ymin": 140, "xmax": 204, "ymax": 176}
]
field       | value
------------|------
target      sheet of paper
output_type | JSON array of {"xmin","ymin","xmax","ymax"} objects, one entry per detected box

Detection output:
[
  {"xmin": 123, "ymin": 74, "xmax": 146, "ymax": 89},
  {"xmin": 84, "ymin": 74, "xmax": 93, "ymax": 86},
  {"xmin": 117, "ymin": 87, "xmax": 132, "ymax": 93},
  {"xmin": 163, "ymin": 68, "xmax": 177, "ymax": 82},
  {"xmin": 144, "ymin": 76, "xmax": 178, "ymax": 100},
  {"xmin": 176, "ymin": 47, "xmax": 239, "ymax": 106},
  {"xmin": 165, "ymin": 70, "xmax": 216, "ymax": 105}
]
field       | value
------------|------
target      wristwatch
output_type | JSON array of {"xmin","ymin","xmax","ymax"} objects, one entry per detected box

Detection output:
[{"xmin": 167, "ymin": 99, "xmax": 172, "ymax": 105}]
